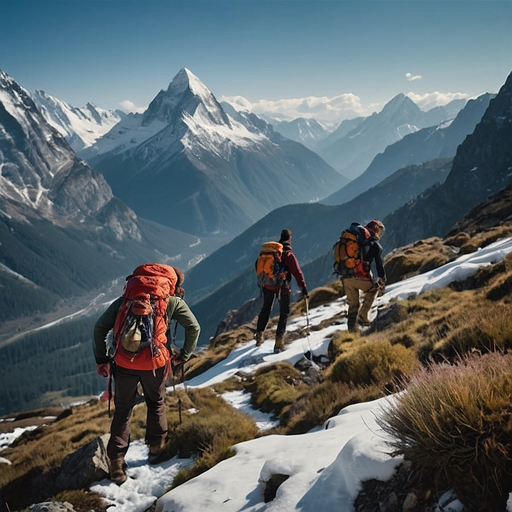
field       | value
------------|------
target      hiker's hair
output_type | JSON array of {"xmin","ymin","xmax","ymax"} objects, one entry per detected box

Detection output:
[
  {"xmin": 173, "ymin": 267, "xmax": 185, "ymax": 297},
  {"xmin": 279, "ymin": 229, "xmax": 292, "ymax": 243},
  {"xmin": 366, "ymin": 220, "xmax": 385, "ymax": 237}
]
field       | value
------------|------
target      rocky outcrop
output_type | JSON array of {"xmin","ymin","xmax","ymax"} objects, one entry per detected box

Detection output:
[{"xmin": 56, "ymin": 434, "xmax": 110, "ymax": 491}]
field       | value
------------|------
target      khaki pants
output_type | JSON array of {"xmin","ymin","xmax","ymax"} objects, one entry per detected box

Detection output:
[{"xmin": 343, "ymin": 277, "xmax": 379, "ymax": 327}]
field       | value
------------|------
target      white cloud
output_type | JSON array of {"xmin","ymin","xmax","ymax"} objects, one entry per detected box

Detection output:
[
  {"xmin": 406, "ymin": 91, "xmax": 473, "ymax": 110},
  {"xmin": 220, "ymin": 93, "xmax": 371, "ymax": 124},
  {"xmin": 119, "ymin": 100, "xmax": 146, "ymax": 113},
  {"xmin": 405, "ymin": 72, "xmax": 423, "ymax": 81}
]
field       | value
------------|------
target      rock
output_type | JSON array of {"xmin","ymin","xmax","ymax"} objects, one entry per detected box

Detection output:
[
  {"xmin": 29, "ymin": 502, "xmax": 76, "ymax": 512},
  {"xmin": 263, "ymin": 473, "xmax": 289, "ymax": 503},
  {"xmin": 402, "ymin": 492, "xmax": 418, "ymax": 511},
  {"xmin": 55, "ymin": 434, "xmax": 110, "ymax": 490}
]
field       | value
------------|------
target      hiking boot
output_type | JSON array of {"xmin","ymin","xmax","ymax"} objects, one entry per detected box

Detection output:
[
  {"xmin": 109, "ymin": 456, "xmax": 127, "ymax": 485},
  {"xmin": 273, "ymin": 335, "xmax": 285, "ymax": 353},
  {"xmin": 347, "ymin": 313, "xmax": 358, "ymax": 333},
  {"xmin": 357, "ymin": 315, "xmax": 371, "ymax": 327},
  {"xmin": 148, "ymin": 442, "xmax": 166, "ymax": 465},
  {"xmin": 255, "ymin": 331, "xmax": 264, "ymax": 347}
]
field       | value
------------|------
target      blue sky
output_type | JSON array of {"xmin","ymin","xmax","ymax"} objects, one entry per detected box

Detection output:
[{"xmin": 2, "ymin": 0, "xmax": 511, "ymax": 120}]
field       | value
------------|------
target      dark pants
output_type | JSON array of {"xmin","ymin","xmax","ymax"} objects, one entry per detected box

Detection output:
[
  {"xmin": 107, "ymin": 365, "xmax": 167, "ymax": 460},
  {"xmin": 256, "ymin": 286, "xmax": 290, "ymax": 337}
]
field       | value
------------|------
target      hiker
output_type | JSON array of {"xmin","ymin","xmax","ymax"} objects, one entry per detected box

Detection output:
[
  {"xmin": 255, "ymin": 229, "xmax": 308, "ymax": 353},
  {"xmin": 342, "ymin": 219, "xmax": 386, "ymax": 332},
  {"xmin": 93, "ymin": 265, "xmax": 200, "ymax": 485}
]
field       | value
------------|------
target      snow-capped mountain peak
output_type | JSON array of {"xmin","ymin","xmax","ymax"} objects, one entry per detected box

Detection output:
[
  {"xmin": 378, "ymin": 93, "xmax": 421, "ymax": 119},
  {"xmin": 142, "ymin": 67, "xmax": 231, "ymax": 129}
]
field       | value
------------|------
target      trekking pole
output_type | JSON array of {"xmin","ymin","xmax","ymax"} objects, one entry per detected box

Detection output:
[{"xmin": 304, "ymin": 296, "xmax": 313, "ymax": 359}]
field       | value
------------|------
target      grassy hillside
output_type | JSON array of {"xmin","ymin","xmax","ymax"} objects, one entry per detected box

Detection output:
[{"xmin": 2, "ymin": 219, "xmax": 512, "ymax": 511}]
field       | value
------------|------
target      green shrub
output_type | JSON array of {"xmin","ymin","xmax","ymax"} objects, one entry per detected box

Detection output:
[
  {"xmin": 378, "ymin": 352, "xmax": 512, "ymax": 511},
  {"xmin": 329, "ymin": 338, "xmax": 419, "ymax": 389},
  {"xmin": 247, "ymin": 362, "xmax": 307, "ymax": 415}
]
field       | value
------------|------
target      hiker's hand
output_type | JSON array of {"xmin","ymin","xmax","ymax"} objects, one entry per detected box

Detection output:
[
  {"xmin": 97, "ymin": 363, "xmax": 111, "ymax": 378},
  {"xmin": 377, "ymin": 277, "xmax": 386, "ymax": 291},
  {"xmin": 301, "ymin": 287, "xmax": 309, "ymax": 299},
  {"xmin": 171, "ymin": 350, "xmax": 187, "ymax": 373}
]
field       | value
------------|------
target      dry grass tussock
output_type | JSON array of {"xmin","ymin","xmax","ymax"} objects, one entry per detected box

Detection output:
[
  {"xmin": 0, "ymin": 400, "xmax": 110, "ymax": 489},
  {"xmin": 384, "ymin": 237, "xmax": 457, "ymax": 284},
  {"xmin": 246, "ymin": 362, "xmax": 308, "ymax": 415},
  {"xmin": 378, "ymin": 352, "xmax": 512, "ymax": 511},
  {"xmin": 328, "ymin": 335, "xmax": 419, "ymax": 389},
  {"xmin": 280, "ymin": 380, "xmax": 382, "ymax": 434},
  {"xmin": 455, "ymin": 224, "xmax": 512, "ymax": 255}
]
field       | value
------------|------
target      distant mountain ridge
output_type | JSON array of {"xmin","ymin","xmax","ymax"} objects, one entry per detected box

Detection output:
[
  {"xmin": 81, "ymin": 68, "xmax": 346, "ymax": 237},
  {"xmin": 260, "ymin": 116, "xmax": 331, "ymax": 151},
  {"xmin": 317, "ymin": 94, "xmax": 465, "ymax": 179},
  {"xmin": 322, "ymin": 93, "xmax": 493, "ymax": 206},
  {"xmin": 31, "ymin": 89, "xmax": 125, "ymax": 153},
  {"xmin": 381, "ymin": 71, "xmax": 512, "ymax": 251}
]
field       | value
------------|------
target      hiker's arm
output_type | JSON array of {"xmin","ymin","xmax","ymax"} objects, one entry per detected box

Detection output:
[
  {"xmin": 374, "ymin": 243, "xmax": 386, "ymax": 281},
  {"xmin": 93, "ymin": 297, "xmax": 122, "ymax": 364},
  {"xmin": 284, "ymin": 252, "xmax": 306, "ymax": 290},
  {"xmin": 168, "ymin": 297, "xmax": 200, "ymax": 361}
]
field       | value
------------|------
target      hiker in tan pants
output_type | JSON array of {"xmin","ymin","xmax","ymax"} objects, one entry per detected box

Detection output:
[{"xmin": 343, "ymin": 220, "xmax": 386, "ymax": 332}]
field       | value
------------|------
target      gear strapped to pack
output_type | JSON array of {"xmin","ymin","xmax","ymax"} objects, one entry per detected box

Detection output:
[{"xmin": 113, "ymin": 263, "xmax": 177, "ymax": 371}]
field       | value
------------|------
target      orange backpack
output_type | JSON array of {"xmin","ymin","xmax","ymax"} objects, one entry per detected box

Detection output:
[
  {"xmin": 113, "ymin": 264, "xmax": 177, "ymax": 368},
  {"xmin": 255, "ymin": 242, "xmax": 286, "ymax": 288},
  {"xmin": 333, "ymin": 223, "xmax": 370, "ymax": 278}
]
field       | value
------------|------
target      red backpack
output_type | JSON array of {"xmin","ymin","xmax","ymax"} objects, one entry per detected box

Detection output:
[{"xmin": 113, "ymin": 264, "xmax": 177, "ymax": 367}]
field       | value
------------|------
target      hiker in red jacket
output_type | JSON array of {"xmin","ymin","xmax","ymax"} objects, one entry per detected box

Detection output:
[
  {"xmin": 255, "ymin": 229, "xmax": 308, "ymax": 353},
  {"xmin": 93, "ymin": 265, "xmax": 200, "ymax": 485}
]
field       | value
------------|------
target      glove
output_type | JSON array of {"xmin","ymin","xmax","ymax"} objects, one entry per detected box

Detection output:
[
  {"xmin": 377, "ymin": 277, "xmax": 386, "ymax": 292},
  {"xmin": 97, "ymin": 363, "xmax": 111, "ymax": 378},
  {"xmin": 301, "ymin": 287, "xmax": 309, "ymax": 299},
  {"xmin": 171, "ymin": 349, "xmax": 188, "ymax": 373}
]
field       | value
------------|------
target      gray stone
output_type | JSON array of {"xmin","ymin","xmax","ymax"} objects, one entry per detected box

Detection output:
[
  {"xmin": 29, "ymin": 502, "xmax": 76, "ymax": 512},
  {"xmin": 55, "ymin": 434, "xmax": 110, "ymax": 490}
]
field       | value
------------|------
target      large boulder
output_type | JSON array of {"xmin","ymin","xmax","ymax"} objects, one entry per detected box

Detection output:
[{"xmin": 56, "ymin": 434, "xmax": 110, "ymax": 490}]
